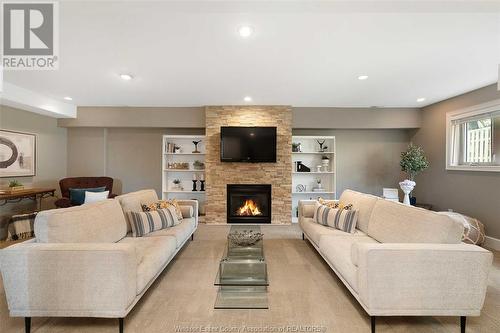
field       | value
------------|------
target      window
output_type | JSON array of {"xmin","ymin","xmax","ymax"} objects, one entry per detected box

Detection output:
[{"xmin": 447, "ymin": 99, "xmax": 500, "ymax": 171}]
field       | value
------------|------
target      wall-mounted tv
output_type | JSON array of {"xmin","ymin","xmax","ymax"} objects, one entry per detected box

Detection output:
[{"xmin": 220, "ymin": 126, "xmax": 277, "ymax": 163}]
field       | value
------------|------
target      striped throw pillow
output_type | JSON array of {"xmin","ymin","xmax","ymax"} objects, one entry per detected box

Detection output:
[
  {"xmin": 127, "ymin": 206, "xmax": 180, "ymax": 237},
  {"xmin": 313, "ymin": 202, "xmax": 358, "ymax": 233}
]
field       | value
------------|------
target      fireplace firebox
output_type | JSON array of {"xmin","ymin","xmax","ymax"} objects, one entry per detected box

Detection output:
[{"xmin": 227, "ymin": 184, "xmax": 271, "ymax": 224}]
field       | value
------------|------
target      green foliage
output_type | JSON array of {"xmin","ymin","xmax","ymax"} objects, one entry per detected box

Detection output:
[
  {"xmin": 193, "ymin": 160, "xmax": 205, "ymax": 167},
  {"xmin": 400, "ymin": 143, "xmax": 429, "ymax": 180},
  {"xmin": 8, "ymin": 180, "xmax": 23, "ymax": 188}
]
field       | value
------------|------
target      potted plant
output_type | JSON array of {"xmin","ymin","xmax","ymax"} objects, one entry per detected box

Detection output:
[
  {"xmin": 8, "ymin": 180, "xmax": 24, "ymax": 192},
  {"xmin": 172, "ymin": 179, "xmax": 182, "ymax": 190},
  {"xmin": 292, "ymin": 142, "xmax": 301, "ymax": 152},
  {"xmin": 399, "ymin": 143, "xmax": 429, "ymax": 205},
  {"xmin": 193, "ymin": 160, "xmax": 205, "ymax": 170}
]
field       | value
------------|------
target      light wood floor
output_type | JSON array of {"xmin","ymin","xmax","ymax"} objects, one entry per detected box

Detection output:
[{"xmin": 1, "ymin": 224, "xmax": 499, "ymax": 333}]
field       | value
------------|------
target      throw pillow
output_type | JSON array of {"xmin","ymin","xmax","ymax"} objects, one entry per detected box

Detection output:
[
  {"xmin": 127, "ymin": 206, "xmax": 180, "ymax": 237},
  {"xmin": 69, "ymin": 187, "xmax": 106, "ymax": 205},
  {"xmin": 84, "ymin": 190, "xmax": 109, "ymax": 204},
  {"xmin": 6, "ymin": 212, "xmax": 37, "ymax": 241},
  {"xmin": 313, "ymin": 202, "xmax": 358, "ymax": 233},
  {"xmin": 437, "ymin": 211, "xmax": 486, "ymax": 245},
  {"xmin": 141, "ymin": 199, "xmax": 183, "ymax": 220},
  {"xmin": 318, "ymin": 197, "xmax": 353, "ymax": 210}
]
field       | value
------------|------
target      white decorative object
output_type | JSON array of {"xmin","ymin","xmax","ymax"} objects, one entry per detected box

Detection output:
[
  {"xmin": 399, "ymin": 180, "xmax": 415, "ymax": 205},
  {"xmin": 84, "ymin": 191, "xmax": 109, "ymax": 204},
  {"xmin": 382, "ymin": 188, "xmax": 399, "ymax": 202},
  {"xmin": 316, "ymin": 165, "xmax": 322, "ymax": 172}
]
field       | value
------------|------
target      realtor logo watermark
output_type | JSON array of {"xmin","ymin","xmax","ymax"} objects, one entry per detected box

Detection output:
[{"xmin": 2, "ymin": 1, "xmax": 59, "ymax": 70}]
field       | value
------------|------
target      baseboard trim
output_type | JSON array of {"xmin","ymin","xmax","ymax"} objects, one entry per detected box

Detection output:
[{"xmin": 484, "ymin": 236, "xmax": 500, "ymax": 251}]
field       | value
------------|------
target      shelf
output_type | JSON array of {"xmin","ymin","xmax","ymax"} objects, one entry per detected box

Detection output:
[
  {"xmin": 164, "ymin": 190, "xmax": 206, "ymax": 194},
  {"xmin": 164, "ymin": 153, "xmax": 205, "ymax": 155},
  {"xmin": 164, "ymin": 169, "xmax": 205, "ymax": 172},
  {"xmin": 292, "ymin": 171, "xmax": 334, "ymax": 174},
  {"xmin": 292, "ymin": 152, "xmax": 334, "ymax": 154},
  {"xmin": 292, "ymin": 191, "xmax": 335, "ymax": 194}
]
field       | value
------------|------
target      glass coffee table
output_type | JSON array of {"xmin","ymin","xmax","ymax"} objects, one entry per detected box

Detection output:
[{"xmin": 214, "ymin": 225, "xmax": 269, "ymax": 309}]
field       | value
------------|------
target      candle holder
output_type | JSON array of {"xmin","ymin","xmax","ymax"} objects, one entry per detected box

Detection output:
[
  {"xmin": 192, "ymin": 180, "xmax": 198, "ymax": 191},
  {"xmin": 200, "ymin": 180, "xmax": 205, "ymax": 191}
]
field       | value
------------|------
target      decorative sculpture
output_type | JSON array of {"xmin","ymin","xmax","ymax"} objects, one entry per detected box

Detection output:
[{"xmin": 192, "ymin": 140, "xmax": 202, "ymax": 153}]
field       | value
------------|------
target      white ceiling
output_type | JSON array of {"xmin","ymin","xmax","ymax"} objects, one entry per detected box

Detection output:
[{"xmin": 4, "ymin": 0, "xmax": 500, "ymax": 108}]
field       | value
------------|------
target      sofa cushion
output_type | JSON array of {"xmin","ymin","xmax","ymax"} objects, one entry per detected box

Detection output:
[
  {"xmin": 35, "ymin": 199, "xmax": 127, "ymax": 243},
  {"xmin": 115, "ymin": 190, "xmax": 159, "ymax": 231},
  {"xmin": 119, "ymin": 236, "xmax": 176, "ymax": 294},
  {"xmin": 180, "ymin": 205, "xmax": 194, "ymax": 218},
  {"xmin": 300, "ymin": 217, "xmax": 366, "ymax": 247},
  {"xmin": 339, "ymin": 190, "xmax": 379, "ymax": 233},
  {"xmin": 127, "ymin": 207, "xmax": 180, "ymax": 237},
  {"xmin": 313, "ymin": 202, "xmax": 358, "ymax": 233},
  {"xmin": 368, "ymin": 199, "xmax": 464, "ymax": 244},
  {"xmin": 319, "ymin": 235, "xmax": 377, "ymax": 292},
  {"xmin": 350, "ymin": 237, "xmax": 381, "ymax": 267},
  {"xmin": 145, "ymin": 217, "xmax": 196, "ymax": 248},
  {"xmin": 69, "ymin": 186, "xmax": 106, "ymax": 205}
]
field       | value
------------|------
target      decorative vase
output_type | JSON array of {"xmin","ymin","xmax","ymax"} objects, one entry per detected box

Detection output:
[{"xmin": 399, "ymin": 179, "xmax": 416, "ymax": 205}]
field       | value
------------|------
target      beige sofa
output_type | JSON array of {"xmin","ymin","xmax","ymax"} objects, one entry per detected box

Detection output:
[
  {"xmin": 0, "ymin": 189, "xmax": 197, "ymax": 333},
  {"xmin": 299, "ymin": 189, "xmax": 492, "ymax": 333}
]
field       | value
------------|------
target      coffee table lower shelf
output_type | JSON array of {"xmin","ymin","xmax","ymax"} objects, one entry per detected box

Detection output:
[{"xmin": 214, "ymin": 286, "xmax": 268, "ymax": 309}]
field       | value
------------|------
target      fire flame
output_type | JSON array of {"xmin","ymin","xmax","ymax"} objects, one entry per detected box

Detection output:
[{"xmin": 237, "ymin": 199, "xmax": 262, "ymax": 216}]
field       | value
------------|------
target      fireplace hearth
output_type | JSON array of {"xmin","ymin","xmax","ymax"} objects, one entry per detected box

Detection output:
[{"xmin": 227, "ymin": 184, "xmax": 271, "ymax": 224}]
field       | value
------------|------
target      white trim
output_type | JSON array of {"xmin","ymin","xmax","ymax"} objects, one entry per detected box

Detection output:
[
  {"xmin": 445, "ymin": 98, "xmax": 500, "ymax": 172},
  {"xmin": 484, "ymin": 236, "xmax": 500, "ymax": 251},
  {"xmin": 0, "ymin": 82, "xmax": 76, "ymax": 118}
]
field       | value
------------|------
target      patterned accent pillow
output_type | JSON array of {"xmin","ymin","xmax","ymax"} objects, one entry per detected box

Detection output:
[
  {"xmin": 127, "ymin": 206, "xmax": 180, "ymax": 237},
  {"xmin": 318, "ymin": 197, "xmax": 353, "ymax": 211},
  {"xmin": 313, "ymin": 202, "xmax": 358, "ymax": 233},
  {"xmin": 141, "ymin": 199, "xmax": 183, "ymax": 220}
]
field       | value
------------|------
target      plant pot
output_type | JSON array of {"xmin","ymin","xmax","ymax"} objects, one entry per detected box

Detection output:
[
  {"xmin": 399, "ymin": 179, "xmax": 415, "ymax": 205},
  {"xmin": 8, "ymin": 186, "xmax": 25, "ymax": 193}
]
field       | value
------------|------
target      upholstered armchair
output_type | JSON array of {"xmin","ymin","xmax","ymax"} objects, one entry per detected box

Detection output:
[{"xmin": 55, "ymin": 177, "xmax": 117, "ymax": 208}]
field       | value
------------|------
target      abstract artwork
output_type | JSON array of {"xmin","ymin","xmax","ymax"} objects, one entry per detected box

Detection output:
[{"xmin": 0, "ymin": 130, "xmax": 36, "ymax": 177}]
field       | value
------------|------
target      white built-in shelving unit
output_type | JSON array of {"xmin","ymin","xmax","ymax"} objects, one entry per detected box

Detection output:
[
  {"xmin": 162, "ymin": 135, "xmax": 206, "ymax": 214},
  {"xmin": 291, "ymin": 136, "xmax": 336, "ymax": 223}
]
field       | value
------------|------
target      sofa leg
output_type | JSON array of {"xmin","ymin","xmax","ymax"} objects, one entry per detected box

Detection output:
[
  {"xmin": 371, "ymin": 316, "xmax": 376, "ymax": 333},
  {"xmin": 25, "ymin": 317, "xmax": 31, "ymax": 333},
  {"xmin": 119, "ymin": 318, "xmax": 124, "ymax": 333},
  {"xmin": 460, "ymin": 316, "xmax": 466, "ymax": 333},
  {"xmin": 302, "ymin": 233, "xmax": 304, "ymax": 240},
  {"xmin": 191, "ymin": 234, "xmax": 194, "ymax": 241}
]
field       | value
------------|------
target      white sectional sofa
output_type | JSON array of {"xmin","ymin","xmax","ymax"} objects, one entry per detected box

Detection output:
[
  {"xmin": 0, "ymin": 189, "xmax": 197, "ymax": 333},
  {"xmin": 299, "ymin": 189, "xmax": 492, "ymax": 333}
]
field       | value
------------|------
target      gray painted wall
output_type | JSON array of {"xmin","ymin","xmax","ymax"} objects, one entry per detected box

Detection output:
[
  {"xmin": 294, "ymin": 129, "xmax": 409, "ymax": 197},
  {"xmin": 411, "ymin": 84, "xmax": 500, "ymax": 239},
  {"xmin": 0, "ymin": 106, "xmax": 67, "ymax": 239},
  {"xmin": 66, "ymin": 127, "xmax": 205, "ymax": 195},
  {"xmin": 59, "ymin": 106, "xmax": 421, "ymax": 129},
  {"xmin": 293, "ymin": 107, "xmax": 421, "ymax": 129}
]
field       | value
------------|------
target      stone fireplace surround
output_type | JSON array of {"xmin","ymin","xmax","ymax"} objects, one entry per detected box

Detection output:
[{"xmin": 205, "ymin": 106, "xmax": 292, "ymax": 224}]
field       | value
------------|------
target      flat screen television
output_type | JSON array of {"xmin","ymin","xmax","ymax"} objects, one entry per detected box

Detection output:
[{"xmin": 220, "ymin": 126, "xmax": 277, "ymax": 162}]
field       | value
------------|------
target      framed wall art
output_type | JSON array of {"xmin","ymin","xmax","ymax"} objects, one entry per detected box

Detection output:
[{"xmin": 0, "ymin": 130, "xmax": 36, "ymax": 178}]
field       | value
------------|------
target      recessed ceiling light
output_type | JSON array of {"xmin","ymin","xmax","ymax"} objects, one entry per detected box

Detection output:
[
  {"xmin": 120, "ymin": 73, "xmax": 133, "ymax": 81},
  {"xmin": 358, "ymin": 75, "xmax": 369, "ymax": 80},
  {"xmin": 63, "ymin": 96, "xmax": 73, "ymax": 101},
  {"xmin": 243, "ymin": 96, "xmax": 252, "ymax": 102},
  {"xmin": 238, "ymin": 25, "xmax": 254, "ymax": 38},
  {"xmin": 417, "ymin": 97, "xmax": 426, "ymax": 102}
]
